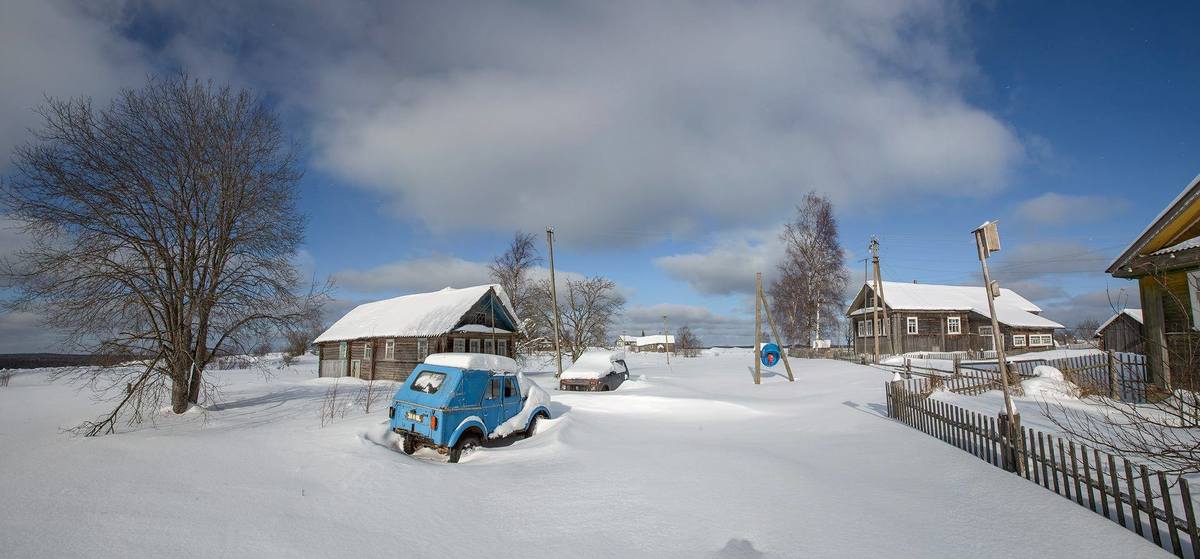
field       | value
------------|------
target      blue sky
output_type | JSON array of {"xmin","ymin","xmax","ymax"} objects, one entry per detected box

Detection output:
[{"xmin": 0, "ymin": 1, "xmax": 1193, "ymax": 350}]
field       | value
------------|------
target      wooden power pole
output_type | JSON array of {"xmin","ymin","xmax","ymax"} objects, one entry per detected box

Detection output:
[
  {"xmin": 663, "ymin": 314, "xmax": 670, "ymax": 364},
  {"xmin": 547, "ymin": 227, "xmax": 563, "ymax": 378}
]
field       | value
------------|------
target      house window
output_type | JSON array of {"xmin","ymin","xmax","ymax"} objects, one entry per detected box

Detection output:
[
  {"xmin": 906, "ymin": 317, "xmax": 919, "ymax": 335},
  {"xmin": 338, "ymin": 341, "xmax": 347, "ymax": 359},
  {"xmin": 454, "ymin": 338, "xmax": 466, "ymax": 352},
  {"xmin": 857, "ymin": 320, "xmax": 865, "ymax": 337},
  {"xmin": 1029, "ymin": 334, "xmax": 1053, "ymax": 347},
  {"xmin": 416, "ymin": 338, "xmax": 428, "ymax": 360},
  {"xmin": 946, "ymin": 317, "xmax": 961, "ymax": 335},
  {"xmin": 484, "ymin": 339, "xmax": 495, "ymax": 354},
  {"xmin": 979, "ymin": 326, "xmax": 994, "ymax": 336},
  {"xmin": 498, "ymin": 339, "xmax": 508, "ymax": 356},
  {"xmin": 469, "ymin": 339, "xmax": 481, "ymax": 353},
  {"xmin": 865, "ymin": 319, "xmax": 874, "ymax": 337},
  {"xmin": 363, "ymin": 341, "xmax": 373, "ymax": 360},
  {"xmin": 877, "ymin": 319, "xmax": 887, "ymax": 337},
  {"xmin": 1013, "ymin": 334, "xmax": 1026, "ymax": 347},
  {"xmin": 385, "ymin": 339, "xmax": 395, "ymax": 360},
  {"xmin": 1190, "ymin": 271, "xmax": 1200, "ymax": 330}
]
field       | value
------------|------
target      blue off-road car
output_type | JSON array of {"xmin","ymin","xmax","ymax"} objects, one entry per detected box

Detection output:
[{"xmin": 389, "ymin": 354, "xmax": 551, "ymax": 463}]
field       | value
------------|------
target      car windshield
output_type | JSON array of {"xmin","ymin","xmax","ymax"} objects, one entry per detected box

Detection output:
[{"xmin": 410, "ymin": 371, "xmax": 448, "ymax": 394}]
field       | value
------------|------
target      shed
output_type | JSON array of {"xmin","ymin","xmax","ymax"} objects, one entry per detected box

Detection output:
[
  {"xmin": 1093, "ymin": 309, "xmax": 1144, "ymax": 354},
  {"xmin": 313, "ymin": 284, "xmax": 519, "ymax": 381}
]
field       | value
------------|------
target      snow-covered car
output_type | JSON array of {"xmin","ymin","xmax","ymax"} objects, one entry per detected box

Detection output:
[
  {"xmin": 559, "ymin": 350, "xmax": 629, "ymax": 392},
  {"xmin": 389, "ymin": 353, "xmax": 550, "ymax": 463}
]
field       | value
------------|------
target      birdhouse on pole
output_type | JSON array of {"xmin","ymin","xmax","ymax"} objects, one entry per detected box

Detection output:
[{"xmin": 974, "ymin": 221, "xmax": 1001, "ymax": 256}]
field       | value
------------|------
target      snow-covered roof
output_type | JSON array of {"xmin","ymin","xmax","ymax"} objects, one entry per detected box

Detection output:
[
  {"xmin": 851, "ymin": 281, "xmax": 1063, "ymax": 329},
  {"xmin": 313, "ymin": 284, "xmax": 517, "ymax": 342},
  {"xmin": 1108, "ymin": 172, "xmax": 1200, "ymax": 273},
  {"xmin": 453, "ymin": 324, "xmax": 513, "ymax": 334},
  {"xmin": 1151, "ymin": 236, "xmax": 1200, "ymax": 256},
  {"xmin": 636, "ymin": 335, "xmax": 675, "ymax": 346},
  {"xmin": 1093, "ymin": 309, "xmax": 1144, "ymax": 337},
  {"xmin": 423, "ymin": 353, "xmax": 519, "ymax": 373}
]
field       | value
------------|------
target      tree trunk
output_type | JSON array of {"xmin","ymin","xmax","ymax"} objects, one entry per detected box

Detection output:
[{"xmin": 171, "ymin": 373, "xmax": 190, "ymax": 414}]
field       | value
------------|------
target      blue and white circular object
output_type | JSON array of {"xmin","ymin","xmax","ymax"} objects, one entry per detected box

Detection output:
[{"xmin": 760, "ymin": 343, "xmax": 781, "ymax": 367}]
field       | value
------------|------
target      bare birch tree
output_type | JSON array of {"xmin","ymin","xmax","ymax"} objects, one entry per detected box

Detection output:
[
  {"xmin": 770, "ymin": 192, "xmax": 847, "ymax": 347},
  {"xmin": 488, "ymin": 231, "xmax": 542, "ymax": 352},
  {"xmin": 676, "ymin": 326, "xmax": 702, "ymax": 358},
  {"xmin": 0, "ymin": 75, "xmax": 328, "ymax": 435}
]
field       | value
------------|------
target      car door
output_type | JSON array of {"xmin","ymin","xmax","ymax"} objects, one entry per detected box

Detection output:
[
  {"xmin": 500, "ymin": 376, "xmax": 523, "ymax": 422},
  {"xmin": 480, "ymin": 376, "xmax": 503, "ymax": 431}
]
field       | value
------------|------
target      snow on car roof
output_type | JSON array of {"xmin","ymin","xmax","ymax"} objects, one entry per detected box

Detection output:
[
  {"xmin": 561, "ymin": 350, "xmax": 624, "ymax": 380},
  {"xmin": 423, "ymin": 353, "xmax": 519, "ymax": 373}
]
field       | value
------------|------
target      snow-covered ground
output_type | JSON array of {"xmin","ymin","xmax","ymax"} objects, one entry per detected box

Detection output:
[{"xmin": 0, "ymin": 351, "xmax": 1166, "ymax": 558}]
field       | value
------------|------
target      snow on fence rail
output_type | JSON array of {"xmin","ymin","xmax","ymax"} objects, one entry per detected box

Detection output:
[
  {"xmin": 885, "ymin": 378, "xmax": 1199, "ymax": 558},
  {"xmin": 964, "ymin": 352, "xmax": 1150, "ymax": 403}
]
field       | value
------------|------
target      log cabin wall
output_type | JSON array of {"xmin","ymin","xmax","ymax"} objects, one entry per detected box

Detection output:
[{"xmin": 316, "ymin": 332, "xmax": 518, "ymax": 382}]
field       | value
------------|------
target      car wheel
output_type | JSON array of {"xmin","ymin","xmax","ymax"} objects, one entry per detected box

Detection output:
[
  {"xmin": 400, "ymin": 434, "xmax": 416, "ymax": 455},
  {"xmin": 600, "ymin": 384, "xmax": 611, "ymax": 391},
  {"xmin": 448, "ymin": 433, "xmax": 481, "ymax": 463},
  {"xmin": 523, "ymin": 412, "xmax": 546, "ymax": 439}
]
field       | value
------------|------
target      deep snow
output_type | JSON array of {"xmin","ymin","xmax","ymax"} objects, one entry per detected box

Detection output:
[{"xmin": 0, "ymin": 351, "xmax": 1166, "ymax": 558}]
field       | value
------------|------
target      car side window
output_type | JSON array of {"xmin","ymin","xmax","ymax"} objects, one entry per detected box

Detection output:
[
  {"xmin": 504, "ymin": 378, "xmax": 518, "ymax": 399},
  {"xmin": 486, "ymin": 377, "xmax": 501, "ymax": 400}
]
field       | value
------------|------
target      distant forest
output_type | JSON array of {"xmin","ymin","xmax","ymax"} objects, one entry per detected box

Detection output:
[{"xmin": 0, "ymin": 354, "xmax": 135, "ymax": 370}]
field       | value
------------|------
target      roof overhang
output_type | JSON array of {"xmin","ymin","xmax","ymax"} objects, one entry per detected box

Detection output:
[{"xmin": 1108, "ymin": 172, "xmax": 1200, "ymax": 277}]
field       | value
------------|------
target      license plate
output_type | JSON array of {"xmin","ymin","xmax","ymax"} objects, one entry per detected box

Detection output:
[{"xmin": 405, "ymin": 411, "xmax": 423, "ymax": 422}]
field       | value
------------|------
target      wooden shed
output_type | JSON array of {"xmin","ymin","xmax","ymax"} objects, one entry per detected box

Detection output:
[
  {"xmin": 1093, "ymin": 309, "xmax": 1144, "ymax": 354},
  {"xmin": 313, "ymin": 284, "xmax": 520, "ymax": 382},
  {"xmin": 845, "ymin": 281, "xmax": 1063, "ymax": 356},
  {"xmin": 1108, "ymin": 172, "xmax": 1200, "ymax": 389}
]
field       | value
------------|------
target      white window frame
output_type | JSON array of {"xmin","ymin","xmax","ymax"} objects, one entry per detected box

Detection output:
[
  {"xmin": 857, "ymin": 320, "xmax": 865, "ymax": 338},
  {"xmin": 363, "ymin": 340, "xmax": 373, "ymax": 360},
  {"xmin": 469, "ymin": 339, "xmax": 481, "ymax": 353},
  {"xmin": 454, "ymin": 338, "xmax": 466, "ymax": 353},
  {"xmin": 1012, "ymin": 334, "xmax": 1026, "ymax": 347},
  {"xmin": 385, "ymin": 339, "xmax": 395, "ymax": 360},
  {"xmin": 865, "ymin": 319, "xmax": 874, "ymax": 337},
  {"xmin": 946, "ymin": 317, "xmax": 961, "ymax": 335},
  {"xmin": 1029, "ymin": 334, "xmax": 1053, "ymax": 347},
  {"xmin": 877, "ymin": 319, "xmax": 888, "ymax": 337},
  {"xmin": 498, "ymin": 339, "xmax": 508, "ymax": 356},
  {"xmin": 338, "ymin": 341, "xmax": 347, "ymax": 359},
  {"xmin": 906, "ymin": 317, "xmax": 918, "ymax": 335},
  {"xmin": 484, "ymin": 338, "xmax": 495, "ymax": 354},
  {"xmin": 978, "ymin": 325, "xmax": 993, "ymax": 336},
  {"xmin": 416, "ymin": 338, "xmax": 428, "ymax": 360}
]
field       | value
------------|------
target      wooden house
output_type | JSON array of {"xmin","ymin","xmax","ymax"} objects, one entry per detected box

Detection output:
[
  {"xmin": 1107, "ymin": 173, "xmax": 1200, "ymax": 389},
  {"xmin": 312, "ymin": 284, "xmax": 519, "ymax": 382},
  {"xmin": 634, "ymin": 334, "xmax": 675, "ymax": 353},
  {"xmin": 1093, "ymin": 309, "xmax": 1144, "ymax": 354},
  {"xmin": 845, "ymin": 281, "xmax": 1063, "ymax": 356}
]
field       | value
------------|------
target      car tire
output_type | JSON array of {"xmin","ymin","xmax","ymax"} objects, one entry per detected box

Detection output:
[
  {"xmin": 523, "ymin": 412, "xmax": 546, "ymax": 439},
  {"xmin": 400, "ymin": 434, "xmax": 416, "ymax": 455},
  {"xmin": 448, "ymin": 433, "xmax": 481, "ymax": 463}
]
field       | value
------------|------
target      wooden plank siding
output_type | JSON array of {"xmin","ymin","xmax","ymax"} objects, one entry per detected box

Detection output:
[
  {"xmin": 316, "ymin": 332, "xmax": 518, "ymax": 382},
  {"xmin": 1097, "ymin": 313, "xmax": 1145, "ymax": 354},
  {"xmin": 852, "ymin": 310, "xmax": 1057, "ymax": 356}
]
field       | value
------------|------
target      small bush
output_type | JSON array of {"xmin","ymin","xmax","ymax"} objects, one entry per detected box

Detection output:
[{"xmin": 0, "ymin": 369, "xmax": 11, "ymax": 387}]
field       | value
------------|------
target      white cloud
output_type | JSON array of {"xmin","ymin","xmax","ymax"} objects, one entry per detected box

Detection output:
[
  {"xmin": 618, "ymin": 303, "xmax": 753, "ymax": 345},
  {"xmin": 333, "ymin": 256, "xmax": 492, "ymax": 295},
  {"xmin": 0, "ymin": 1, "xmax": 147, "ymax": 167},
  {"xmin": 655, "ymin": 228, "xmax": 784, "ymax": 296},
  {"xmin": 90, "ymin": 0, "xmax": 1022, "ymax": 246},
  {"xmin": 1015, "ymin": 193, "xmax": 1130, "ymax": 226}
]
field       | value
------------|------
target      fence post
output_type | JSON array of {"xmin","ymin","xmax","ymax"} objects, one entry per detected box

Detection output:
[
  {"xmin": 905, "ymin": 358, "xmax": 912, "ymax": 378},
  {"xmin": 889, "ymin": 380, "xmax": 905, "ymax": 419},
  {"xmin": 1107, "ymin": 350, "xmax": 1120, "ymax": 401},
  {"xmin": 953, "ymin": 354, "xmax": 961, "ymax": 377},
  {"xmin": 999, "ymin": 412, "xmax": 1025, "ymax": 474}
]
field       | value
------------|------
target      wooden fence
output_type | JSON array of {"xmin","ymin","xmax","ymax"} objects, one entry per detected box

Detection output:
[{"xmin": 886, "ymin": 378, "xmax": 1199, "ymax": 558}]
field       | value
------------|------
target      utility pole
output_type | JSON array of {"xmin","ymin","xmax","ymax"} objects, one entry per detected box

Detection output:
[
  {"xmin": 547, "ymin": 227, "xmax": 563, "ymax": 378},
  {"xmin": 973, "ymin": 220, "xmax": 1022, "ymax": 473},
  {"xmin": 663, "ymin": 314, "xmax": 670, "ymax": 364},
  {"xmin": 872, "ymin": 239, "xmax": 891, "ymax": 356},
  {"xmin": 754, "ymin": 273, "xmax": 762, "ymax": 384},
  {"xmin": 870, "ymin": 238, "xmax": 881, "ymax": 363}
]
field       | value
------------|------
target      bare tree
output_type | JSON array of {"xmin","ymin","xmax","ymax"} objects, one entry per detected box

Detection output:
[
  {"xmin": 528, "ymin": 276, "xmax": 624, "ymax": 361},
  {"xmin": 488, "ymin": 231, "xmax": 542, "ymax": 353},
  {"xmin": 676, "ymin": 326, "xmax": 702, "ymax": 358},
  {"xmin": 1, "ymin": 75, "xmax": 328, "ymax": 435},
  {"xmin": 771, "ymin": 192, "xmax": 847, "ymax": 348}
]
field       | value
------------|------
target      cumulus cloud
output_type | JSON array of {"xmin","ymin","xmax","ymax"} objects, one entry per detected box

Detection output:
[
  {"xmin": 332, "ymin": 256, "xmax": 492, "ymax": 295},
  {"xmin": 1015, "ymin": 193, "xmax": 1130, "ymax": 226},
  {"xmin": 89, "ymin": 0, "xmax": 1022, "ymax": 245},
  {"xmin": 0, "ymin": 1, "xmax": 147, "ymax": 167},
  {"xmin": 655, "ymin": 228, "xmax": 784, "ymax": 296},
  {"xmin": 618, "ymin": 303, "xmax": 753, "ymax": 346},
  {"xmin": 1039, "ymin": 286, "xmax": 1139, "ymax": 330}
]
